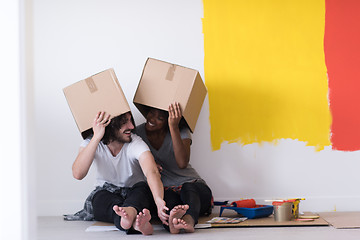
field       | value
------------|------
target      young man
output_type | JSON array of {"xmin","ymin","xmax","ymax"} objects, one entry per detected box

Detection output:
[{"xmin": 65, "ymin": 111, "xmax": 169, "ymax": 235}]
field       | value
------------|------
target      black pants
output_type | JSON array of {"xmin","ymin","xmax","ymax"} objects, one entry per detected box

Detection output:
[
  {"xmin": 163, "ymin": 181, "xmax": 212, "ymax": 231},
  {"xmin": 92, "ymin": 181, "xmax": 153, "ymax": 234}
]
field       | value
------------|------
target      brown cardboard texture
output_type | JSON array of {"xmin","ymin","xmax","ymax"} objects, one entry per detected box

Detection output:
[
  {"xmin": 320, "ymin": 212, "xmax": 360, "ymax": 229},
  {"xmin": 133, "ymin": 58, "xmax": 207, "ymax": 132},
  {"xmin": 63, "ymin": 68, "xmax": 130, "ymax": 139}
]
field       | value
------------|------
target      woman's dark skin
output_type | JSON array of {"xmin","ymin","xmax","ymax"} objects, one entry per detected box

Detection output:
[
  {"xmin": 145, "ymin": 102, "xmax": 191, "ymax": 169},
  {"xmin": 144, "ymin": 102, "xmax": 195, "ymax": 233}
]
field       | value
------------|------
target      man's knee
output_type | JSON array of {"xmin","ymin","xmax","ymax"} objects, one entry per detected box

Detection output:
[
  {"xmin": 132, "ymin": 181, "xmax": 150, "ymax": 190},
  {"xmin": 92, "ymin": 190, "xmax": 112, "ymax": 206}
]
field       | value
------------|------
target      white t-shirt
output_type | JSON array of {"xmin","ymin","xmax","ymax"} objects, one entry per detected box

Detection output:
[{"xmin": 80, "ymin": 133, "xmax": 150, "ymax": 188}]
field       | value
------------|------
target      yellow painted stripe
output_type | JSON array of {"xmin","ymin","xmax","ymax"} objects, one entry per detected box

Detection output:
[{"xmin": 203, "ymin": 0, "xmax": 331, "ymax": 151}]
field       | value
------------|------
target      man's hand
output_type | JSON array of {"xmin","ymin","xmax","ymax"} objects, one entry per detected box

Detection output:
[
  {"xmin": 72, "ymin": 111, "xmax": 110, "ymax": 180},
  {"xmin": 92, "ymin": 111, "xmax": 111, "ymax": 141},
  {"xmin": 155, "ymin": 198, "xmax": 169, "ymax": 225}
]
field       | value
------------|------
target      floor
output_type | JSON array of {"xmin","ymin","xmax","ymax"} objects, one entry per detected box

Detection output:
[{"xmin": 37, "ymin": 216, "xmax": 360, "ymax": 240}]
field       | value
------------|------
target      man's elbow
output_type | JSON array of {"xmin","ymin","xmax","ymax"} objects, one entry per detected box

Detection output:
[
  {"xmin": 73, "ymin": 174, "xmax": 84, "ymax": 180},
  {"xmin": 72, "ymin": 168, "xmax": 85, "ymax": 180}
]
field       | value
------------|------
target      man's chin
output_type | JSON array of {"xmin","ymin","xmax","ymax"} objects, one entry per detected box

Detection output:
[
  {"xmin": 123, "ymin": 136, "xmax": 132, "ymax": 143},
  {"xmin": 116, "ymin": 136, "xmax": 132, "ymax": 143}
]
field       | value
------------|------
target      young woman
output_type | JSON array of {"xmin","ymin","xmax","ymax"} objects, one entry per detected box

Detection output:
[{"xmin": 136, "ymin": 102, "xmax": 212, "ymax": 234}]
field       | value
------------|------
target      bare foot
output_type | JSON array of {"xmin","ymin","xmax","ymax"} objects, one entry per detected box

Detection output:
[
  {"xmin": 168, "ymin": 205, "xmax": 189, "ymax": 234},
  {"xmin": 112, "ymin": 205, "xmax": 137, "ymax": 230},
  {"xmin": 179, "ymin": 214, "xmax": 195, "ymax": 233},
  {"xmin": 134, "ymin": 209, "xmax": 153, "ymax": 235}
]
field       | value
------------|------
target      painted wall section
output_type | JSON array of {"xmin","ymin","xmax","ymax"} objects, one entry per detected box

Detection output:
[
  {"xmin": 325, "ymin": 0, "xmax": 360, "ymax": 151},
  {"xmin": 203, "ymin": 0, "xmax": 331, "ymax": 151}
]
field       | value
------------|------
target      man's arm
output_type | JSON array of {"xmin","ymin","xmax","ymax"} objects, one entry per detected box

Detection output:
[
  {"xmin": 72, "ymin": 139, "xmax": 99, "ymax": 180},
  {"xmin": 138, "ymin": 150, "xmax": 169, "ymax": 225},
  {"xmin": 72, "ymin": 112, "xmax": 110, "ymax": 180}
]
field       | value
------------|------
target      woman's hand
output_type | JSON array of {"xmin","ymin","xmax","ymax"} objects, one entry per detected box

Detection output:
[
  {"xmin": 156, "ymin": 163, "xmax": 163, "ymax": 173},
  {"xmin": 92, "ymin": 111, "xmax": 111, "ymax": 141},
  {"xmin": 168, "ymin": 102, "xmax": 182, "ymax": 130},
  {"xmin": 168, "ymin": 102, "xmax": 191, "ymax": 169}
]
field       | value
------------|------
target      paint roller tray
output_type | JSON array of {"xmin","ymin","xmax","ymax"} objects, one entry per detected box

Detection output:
[{"xmin": 219, "ymin": 205, "xmax": 274, "ymax": 219}]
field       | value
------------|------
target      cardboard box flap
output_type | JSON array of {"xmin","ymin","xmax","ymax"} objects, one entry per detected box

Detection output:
[
  {"xmin": 63, "ymin": 68, "xmax": 130, "ymax": 139},
  {"xmin": 133, "ymin": 58, "xmax": 207, "ymax": 132},
  {"xmin": 182, "ymin": 72, "xmax": 207, "ymax": 131}
]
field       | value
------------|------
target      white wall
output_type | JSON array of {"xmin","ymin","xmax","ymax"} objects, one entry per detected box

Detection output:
[
  {"xmin": 32, "ymin": 0, "xmax": 360, "ymax": 216},
  {"xmin": 1, "ymin": 1, "xmax": 36, "ymax": 239},
  {"xmin": 0, "ymin": 2, "xmax": 22, "ymax": 239}
]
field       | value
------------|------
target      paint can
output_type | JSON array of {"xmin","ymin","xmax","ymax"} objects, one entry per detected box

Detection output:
[
  {"xmin": 273, "ymin": 201, "xmax": 293, "ymax": 222},
  {"xmin": 292, "ymin": 199, "xmax": 300, "ymax": 218},
  {"xmin": 287, "ymin": 198, "xmax": 305, "ymax": 218}
]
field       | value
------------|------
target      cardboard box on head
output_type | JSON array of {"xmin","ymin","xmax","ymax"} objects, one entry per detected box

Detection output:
[
  {"xmin": 133, "ymin": 58, "xmax": 207, "ymax": 133},
  {"xmin": 63, "ymin": 68, "xmax": 131, "ymax": 139}
]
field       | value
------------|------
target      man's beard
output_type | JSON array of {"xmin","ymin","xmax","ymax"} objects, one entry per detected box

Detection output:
[{"xmin": 114, "ymin": 130, "xmax": 132, "ymax": 143}]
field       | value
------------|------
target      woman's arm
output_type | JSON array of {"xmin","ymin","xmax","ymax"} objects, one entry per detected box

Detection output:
[
  {"xmin": 168, "ymin": 102, "xmax": 191, "ymax": 169},
  {"xmin": 139, "ymin": 150, "xmax": 169, "ymax": 225}
]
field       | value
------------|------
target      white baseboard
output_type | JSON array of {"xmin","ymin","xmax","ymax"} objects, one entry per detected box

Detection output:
[
  {"xmin": 37, "ymin": 199, "xmax": 85, "ymax": 217},
  {"xmin": 38, "ymin": 196, "xmax": 360, "ymax": 216}
]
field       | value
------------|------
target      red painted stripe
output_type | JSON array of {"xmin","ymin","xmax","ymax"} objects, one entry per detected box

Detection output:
[{"xmin": 325, "ymin": 0, "xmax": 360, "ymax": 151}]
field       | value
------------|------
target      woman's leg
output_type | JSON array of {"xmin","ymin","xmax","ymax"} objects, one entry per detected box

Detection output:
[
  {"xmin": 163, "ymin": 189, "xmax": 182, "ymax": 232},
  {"xmin": 164, "ymin": 189, "xmax": 182, "ymax": 212},
  {"xmin": 168, "ymin": 204, "xmax": 191, "ymax": 233},
  {"xmin": 180, "ymin": 181, "xmax": 212, "ymax": 224}
]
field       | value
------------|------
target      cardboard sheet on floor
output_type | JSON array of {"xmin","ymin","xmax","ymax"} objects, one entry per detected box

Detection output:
[
  {"xmin": 86, "ymin": 212, "xmax": 328, "ymax": 232},
  {"xmin": 198, "ymin": 212, "xmax": 329, "ymax": 227},
  {"xmin": 86, "ymin": 219, "xmax": 211, "ymax": 232},
  {"xmin": 319, "ymin": 212, "xmax": 360, "ymax": 229}
]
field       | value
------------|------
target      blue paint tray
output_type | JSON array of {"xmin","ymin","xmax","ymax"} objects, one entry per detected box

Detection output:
[{"xmin": 219, "ymin": 205, "xmax": 273, "ymax": 219}]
